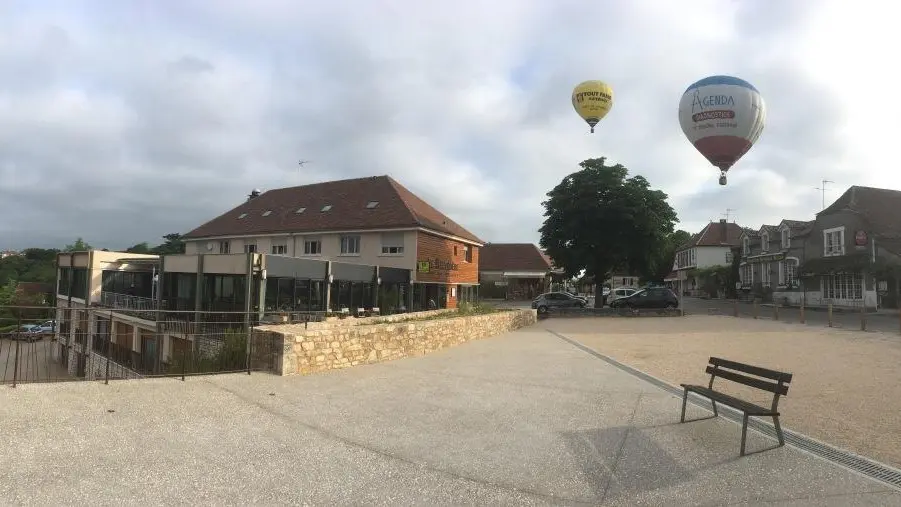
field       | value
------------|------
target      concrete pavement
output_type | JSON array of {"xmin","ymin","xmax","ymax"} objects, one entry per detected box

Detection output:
[{"xmin": 1, "ymin": 325, "xmax": 898, "ymax": 505}]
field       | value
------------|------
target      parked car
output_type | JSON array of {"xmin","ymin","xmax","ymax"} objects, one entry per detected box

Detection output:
[
  {"xmin": 32, "ymin": 320, "xmax": 56, "ymax": 334},
  {"xmin": 609, "ymin": 287, "xmax": 638, "ymax": 301},
  {"xmin": 11, "ymin": 324, "xmax": 43, "ymax": 342},
  {"xmin": 531, "ymin": 292, "xmax": 587, "ymax": 314},
  {"xmin": 609, "ymin": 287, "xmax": 679, "ymax": 309}
]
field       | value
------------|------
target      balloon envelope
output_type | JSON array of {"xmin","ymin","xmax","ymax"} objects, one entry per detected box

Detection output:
[
  {"xmin": 678, "ymin": 75, "xmax": 766, "ymax": 172},
  {"xmin": 572, "ymin": 80, "xmax": 614, "ymax": 133}
]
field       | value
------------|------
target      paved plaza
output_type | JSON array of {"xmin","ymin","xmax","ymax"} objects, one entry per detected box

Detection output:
[{"xmin": 1, "ymin": 321, "xmax": 899, "ymax": 505}]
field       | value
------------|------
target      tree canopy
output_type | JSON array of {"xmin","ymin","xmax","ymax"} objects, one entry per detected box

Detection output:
[{"xmin": 539, "ymin": 157, "xmax": 678, "ymax": 303}]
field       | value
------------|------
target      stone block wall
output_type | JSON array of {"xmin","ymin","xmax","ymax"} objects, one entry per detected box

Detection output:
[{"xmin": 257, "ymin": 309, "xmax": 536, "ymax": 376}]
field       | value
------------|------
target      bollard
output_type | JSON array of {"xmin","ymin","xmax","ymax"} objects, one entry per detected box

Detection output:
[
  {"xmin": 773, "ymin": 304, "xmax": 779, "ymax": 321},
  {"xmin": 753, "ymin": 300, "xmax": 759, "ymax": 319},
  {"xmin": 733, "ymin": 299, "xmax": 739, "ymax": 317},
  {"xmin": 12, "ymin": 339, "xmax": 21, "ymax": 388},
  {"xmin": 828, "ymin": 303, "xmax": 833, "ymax": 327},
  {"xmin": 860, "ymin": 302, "xmax": 867, "ymax": 331}
]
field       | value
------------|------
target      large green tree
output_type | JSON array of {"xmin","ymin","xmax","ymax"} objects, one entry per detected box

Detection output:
[
  {"xmin": 63, "ymin": 237, "xmax": 93, "ymax": 251},
  {"xmin": 646, "ymin": 229, "xmax": 692, "ymax": 282},
  {"xmin": 151, "ymin": 233, "xmax": 186, "ymax": 255},
  {"xmin": 539, "ymin": 157, "xmax": 678, "ymax": 307}
]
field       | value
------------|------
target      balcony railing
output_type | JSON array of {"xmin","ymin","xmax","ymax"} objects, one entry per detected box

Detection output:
[{"xmin": 99, "ymin": 292, "xmax": 160, "ymax": 320}]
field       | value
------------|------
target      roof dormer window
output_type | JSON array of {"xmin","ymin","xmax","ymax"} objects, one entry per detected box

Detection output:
[
  {"xmin": 366, "ymin": 201, "xmax": 379, "ymax": 209},
  {"xmin": 295, "ymin": 207, "xmax": 306, "ymax": 214},
  {"xmin": 321, "ymin": 205, "xmax": 332, "ymax": 212},
  {"xmin": 262, "ymin": 210, "xmax": 272, "ymax": 217},
  {"xmin": 238, "ymin": 213, "xmax": 247, "ymax": 219}
]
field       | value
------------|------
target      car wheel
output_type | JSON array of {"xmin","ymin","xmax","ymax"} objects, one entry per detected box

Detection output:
[
  {"xmin": 666, "ymin": 303, "xmax": 677, "ymax": 309},
  {"xmin": 537, "ymin": 305, "xmax": 548, "ymax": 315}
]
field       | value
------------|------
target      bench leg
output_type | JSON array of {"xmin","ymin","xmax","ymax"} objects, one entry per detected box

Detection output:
[
  {"xmin": 711, "ymin": 400, "xmax": 718, "ymax": 417},
  {"xmin": 680, "ymin": 389, "xmax": 689, "ymax": 423},
  {"xmin": 773, "ymin": 415, "xmax": 785, "ymax": 447},
  {"xmin": 740, "ymin": 414, "xmax": 749, "ymax": 456}
]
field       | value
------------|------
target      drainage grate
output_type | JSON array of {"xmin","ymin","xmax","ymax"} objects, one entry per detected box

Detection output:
[{"xmin": 550, "ymin": 330, "xmax": 901, "ymax": 492}]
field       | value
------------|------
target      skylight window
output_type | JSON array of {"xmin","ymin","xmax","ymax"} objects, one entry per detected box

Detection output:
[
  {"xmin": 295, "ymin": 207, "xmax": 306, "ymax": 214},
  {"xmin": 366, "ymin": 201, "xmax": 379, "ymax": 209},
  {"xmin": 321, "ymin": 205, "xmax": 332, "ymax": 212},
  {"xmin": 238, "ymin": 213, "xmax": 247, "ymax": 219},
  {"xmin": 262, "ymin": 210, "xmax": 272, "ymax": 217}
]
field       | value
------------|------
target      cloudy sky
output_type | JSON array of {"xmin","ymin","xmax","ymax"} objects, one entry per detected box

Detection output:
[{"xmin": 0, "ymin": 0, "xmax": 897, "ymax": 250}]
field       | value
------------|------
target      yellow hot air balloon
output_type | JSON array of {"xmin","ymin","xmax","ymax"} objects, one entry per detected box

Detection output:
[{"xmin": 571, "ymin": 80, "xmax": 614, "ymax": 133}]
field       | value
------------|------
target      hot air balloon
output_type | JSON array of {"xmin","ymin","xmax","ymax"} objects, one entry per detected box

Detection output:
[
  {"xmin": 678, "ymin": 75, "xmax": 766, "ymax": 186},
  {"xmin": 572, "ymin": 80, "xmax": 614, "ymax": 133}
]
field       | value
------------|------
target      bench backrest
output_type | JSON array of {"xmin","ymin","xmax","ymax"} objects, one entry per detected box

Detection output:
[{"xmin": 707, "ymin": 357, "xmax": 792, "ymax": 396}]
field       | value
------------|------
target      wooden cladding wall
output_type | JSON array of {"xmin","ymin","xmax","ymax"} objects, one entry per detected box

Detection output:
[{"xmin": 414, "ymin": 232, "xmax": 479, "ymax": 285}]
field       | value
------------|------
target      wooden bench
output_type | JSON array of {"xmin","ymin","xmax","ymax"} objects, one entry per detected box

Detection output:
[{"xmin": 680, "ymin": 357, "xmax": 793, "ymax": 456}]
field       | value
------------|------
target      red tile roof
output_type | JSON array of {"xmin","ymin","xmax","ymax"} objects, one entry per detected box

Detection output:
[
  {"xmin": 480, "ymin": 243, "xmax": 553, "ymax": 272},
  {"xmin": 183, "ymin": 175, "xmax": 483, "ymax": 244},
  {"xmin": 678, "ymin": 220, "xmax": 745, "ymax": 250}
]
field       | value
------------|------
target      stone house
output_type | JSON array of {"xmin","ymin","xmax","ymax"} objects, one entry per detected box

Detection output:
[
  {"xmin": 673, "ymin": 219, "xmax": 745, "ymax": 296},
  {"xmin": 798, "ymin": 186, "xmax": 901, "ymax": 310},
  {"xmin": 739, "ymin": 220, "xmax": 811, "ymax": 304}
]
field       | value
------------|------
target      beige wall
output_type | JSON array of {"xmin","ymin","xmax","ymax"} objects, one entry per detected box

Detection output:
[
  {"xmin": 258, "ymin": 309, "xmax": 537, "ymax": 376},
  {"xmin": 184, "ymin": 230, "xmax": 418, "ymax": 270}
]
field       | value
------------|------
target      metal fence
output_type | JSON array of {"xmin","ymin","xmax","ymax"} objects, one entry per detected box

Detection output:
[{"xmin": 0, "ymin": 305, "xmax": 317, "ymax": 387}]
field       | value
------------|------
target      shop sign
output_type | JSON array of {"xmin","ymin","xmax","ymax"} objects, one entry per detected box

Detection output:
[{"xmin": 417, "ymin": 258, "xmax": 458, "ymax": 273}]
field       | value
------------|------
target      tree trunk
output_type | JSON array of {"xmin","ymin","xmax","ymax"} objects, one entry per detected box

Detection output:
[{"xmin": 594, "ymin": 282, "xmax": 605, "ymax": 308}]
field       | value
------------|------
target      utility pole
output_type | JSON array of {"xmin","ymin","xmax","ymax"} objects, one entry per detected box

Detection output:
[{"xmin": 815, "ymin": 179, "xmax": 834, "ymax": 210}]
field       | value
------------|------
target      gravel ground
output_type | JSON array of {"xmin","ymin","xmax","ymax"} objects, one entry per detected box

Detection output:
[{"xmin": 542, "ymin": 314, "xmax": 901, "ymax": 469}]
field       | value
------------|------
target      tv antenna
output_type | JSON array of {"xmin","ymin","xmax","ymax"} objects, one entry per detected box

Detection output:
[
  {"xmin": 298, "ymin": 160, "xmax": 312, "ymax": 168},
  {"xmin": 814, "ymin": 179, "xmax": 834, "ymax": 210},
  {"xmin": 722, "ymin": 208, "xmax": 737, "ymax": 222}
]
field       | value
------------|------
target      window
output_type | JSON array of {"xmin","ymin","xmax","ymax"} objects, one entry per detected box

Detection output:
[
  {"xmin": 822, "ymin": 273, "xmax": 862, "ymax": 300},
  {"xmin": 262, "ymin": 210, "xmax": 272, "ymax": 217},
  {"xmin": 462, "ymin": 245, "xmax": 472, "ymax": 263},
  {"xmin": 244, "ymin": 242, "xmax": 257, "ymax": 253},
  {"xmin": 690, "ymin": 248, "xmax": 696, "ymax": 266},
  {"xmin": 321, "ymin": 204, "xmax": 332, "ymax": 212},
  {"xmin": 453, "ymin": 246, "xmax": 458, "ymax": 256},
  {"xmin": 303, "ymin": 238, "xmax": 321, "ymax": 255},
  {"xmin": 761, "ymin": 262, "xmax": 771, "ymax": 287},
  {"xmin": 725, "ymin": 250, "xmax": 733, "ymax": 263},
  {"xmin": 824, "ymin": 227, "xmax": 845, "ymax": 256},
  {"xmin": 761, "ymin": 233, "xmax": 769, "ymax": 252},
  {"xmin": 366, "ymin": 201, "xmax": 379, "ymax": 209},
  {"xmin": 742, "ymin": 237, "xmax": 750, "ymax": 255},
  {"xmin": 781, "ymin": 228, "xmax": 790, "ymax": 249},
  {"xmin": 218, "ymin": 241, "xmax": 230, "ymax": 254},
  {"xmin": 295, "ymin": 207, "xmax": 306, "ymax": 214},
  {"xmin": 380, "ymin": 232, "xmax": 404, "ymax": 255},
  {"xmin": 740, "ymin": 264, "xmax": 752, "ymax": 286},
  {"xmin": 340, "ymin": 235, "xmax": 361, "ymax": 255},
  {"xmin": 779, "ymin": 259, "xmax": 798, "ymax": 287},
  {"xmin": 238, "ymin": 213, "xmax": 247, "ymax": 219},
  {"xmin": 271, "ymin": 243, "xmax": 287, "ymax": 255}
]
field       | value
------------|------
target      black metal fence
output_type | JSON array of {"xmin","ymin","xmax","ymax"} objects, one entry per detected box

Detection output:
[{"xmin": 0, "ymin": 305, "xmax": 311, "ymax": 387}]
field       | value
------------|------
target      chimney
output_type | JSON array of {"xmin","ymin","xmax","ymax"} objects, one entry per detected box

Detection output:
[{"xmin": 247, "ymin": 188, "xmax": 261, "ymax": 202}]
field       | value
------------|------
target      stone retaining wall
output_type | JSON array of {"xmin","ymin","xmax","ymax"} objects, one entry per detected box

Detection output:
[{"xmin": 256, "ymin": 309, "xmax": 536, "ymax": 376}]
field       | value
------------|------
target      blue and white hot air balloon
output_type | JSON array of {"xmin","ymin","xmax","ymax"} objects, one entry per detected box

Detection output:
[{"xmin": 678, "ymin": 75, "xmax": 766, "ymax": 186}]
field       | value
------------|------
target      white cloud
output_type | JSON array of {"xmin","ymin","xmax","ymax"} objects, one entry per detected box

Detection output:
[{"xmin": 1, "ymin": 0, "xmax": 899, "ymax": 249}]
